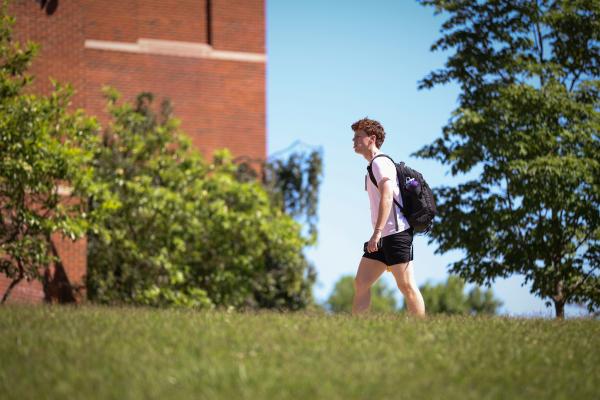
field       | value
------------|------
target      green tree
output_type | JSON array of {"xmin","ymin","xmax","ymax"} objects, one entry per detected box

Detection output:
[
  {"xmin": 0, "ymin": 4, "xmax": 113, "ymax": 303},
  {"xmin": 403, "ymin": 276, "xmax": 502, "ymax": 315},
  {"xmin": 327, "ymin": 275, "xmax": 397, "ymax": 313},
  {"xmin": 235, "ymin": 141, "xmax": 324, "ymax": 245},
  {"xmin": 416, "ymin": 0, "xmax": 599, "ymax": 318},
  {"xmin": 263, "ymin": 143, "xmax": 323, "ymax": 244},
  {"xmin": 87, "ymin": 89, "xmax": 316, "ymax": 310}
]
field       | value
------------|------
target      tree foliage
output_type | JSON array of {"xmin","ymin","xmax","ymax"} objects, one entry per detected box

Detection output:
[
  {"xmin": 326, "ymin": 275, "xmax": 397, "ymax": 313},
  {"xmin": 235, "ymin": 141, "xmax": 324, "ymax": 245},
  {"xmin": 0, "ymin": 5, "xmax": 113, "ymax": 303},
  {"xmin": 263, "ymin": 145, "xmax": 323, "ymax": 244},
  {"xmin": 403, "ymin": 275, "xmax": 502, "ymax": 315},
  {"xmin": 87, "ymin": 89, "xmax": 316, "ymax": 310},
  {"xmin": 416, "ymin": 0, "xmax": 599, "ymax": 318}
]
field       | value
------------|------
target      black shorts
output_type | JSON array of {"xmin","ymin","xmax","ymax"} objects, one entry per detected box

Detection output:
[{"xmin": 362, "ymin": 228, "xmax": 414, "ymax": 266}]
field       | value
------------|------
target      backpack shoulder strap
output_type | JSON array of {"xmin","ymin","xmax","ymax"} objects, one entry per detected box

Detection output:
[
  {"xmin": 366, "ymin": 154, "xmax": 394, "ymax": 187},
  {"xmin": 366, "ymin": 154, "xmax": 404, "ymax": 211}
]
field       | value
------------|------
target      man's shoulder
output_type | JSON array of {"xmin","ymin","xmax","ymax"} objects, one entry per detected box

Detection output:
[
  {"xmin": 372, "ymin": 154, "xmax": 397, "ymax": 169},
  {"xmin": 370, "ymin": 155, "xmax": 397, "ymax": 183}
]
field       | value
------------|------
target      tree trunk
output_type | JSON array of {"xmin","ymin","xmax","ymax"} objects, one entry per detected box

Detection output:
[
  {"xmin": 554, "ymin": 300, "xmax": 565, "ymax": 319},
  {"xmin": 1, "ymin": 276, "xmax": 23, "ymax": 304},
  {"xmin": 553, "ymin": 279, "xmax": 565, "ymax": 319}
]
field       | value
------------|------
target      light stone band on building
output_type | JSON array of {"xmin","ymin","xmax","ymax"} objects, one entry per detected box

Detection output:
[{"xmin": 85, "ymin": 38, "xmax": 267, "ymax": 63}]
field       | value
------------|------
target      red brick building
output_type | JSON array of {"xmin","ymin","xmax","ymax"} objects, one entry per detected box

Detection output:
[{"xmin": 0, "ymin": 0, "xmax": 266, "ymax": 303}]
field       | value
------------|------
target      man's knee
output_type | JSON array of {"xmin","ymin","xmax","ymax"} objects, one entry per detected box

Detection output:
[
  {"xmin": 354, "ymin": 276, "xmax": 371, "ymax": 292},
  {"xmin": 396, "ymin": 280, "xmax": 416, "ymax": 296}
]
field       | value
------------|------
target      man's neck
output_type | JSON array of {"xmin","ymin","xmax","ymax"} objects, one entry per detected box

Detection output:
[{"xmin": 364, "ymin": 147, "xmax": 381, "ymax": 162}]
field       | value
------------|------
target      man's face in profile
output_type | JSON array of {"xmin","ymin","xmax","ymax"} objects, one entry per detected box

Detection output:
[{"xmin": 352, "ymin": 130, "xmax": 371, "ymax": 154}]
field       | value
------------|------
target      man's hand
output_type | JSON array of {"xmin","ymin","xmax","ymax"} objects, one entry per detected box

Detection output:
[{"xmin": 367, "ymin": 229, "xmax": 382, "ymax": 253}]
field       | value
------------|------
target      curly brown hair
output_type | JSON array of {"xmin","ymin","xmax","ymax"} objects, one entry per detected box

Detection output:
[{"xmin": 351, "ymin": 117, "xmax": 386, "ymax": 148}]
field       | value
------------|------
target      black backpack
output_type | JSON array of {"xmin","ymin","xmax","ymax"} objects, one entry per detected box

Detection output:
[{"xmin": 367, "ymin": 154, "xmax": 437, "ymax": 234}]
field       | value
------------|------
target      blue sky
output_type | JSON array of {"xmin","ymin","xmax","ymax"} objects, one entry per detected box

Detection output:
[{"xmin": 265, "ymin": 0, "xmax": 582, "ymax": 317}]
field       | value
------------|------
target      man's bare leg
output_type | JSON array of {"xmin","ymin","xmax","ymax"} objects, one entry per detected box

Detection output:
[
  {"xmin": 389, "ymin": 261, "xmax": 425, "ymax": 317},
  {"xmin": 352, "ymin": 257, "xmax": 387, "ymax": 315}
]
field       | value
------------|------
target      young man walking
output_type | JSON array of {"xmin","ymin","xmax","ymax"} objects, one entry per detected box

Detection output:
[{"xmin": 351, "ymin": 118, "xmax": 425, "ymax": 316}]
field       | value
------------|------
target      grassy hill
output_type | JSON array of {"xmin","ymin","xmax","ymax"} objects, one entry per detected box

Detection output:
[{"xmin": 1, "ymin": 305, "xmax": 598, "ymax": 399}]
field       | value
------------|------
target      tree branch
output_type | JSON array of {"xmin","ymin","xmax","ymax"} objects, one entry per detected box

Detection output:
[
  {"xmin": 1, "ymin": 261, "xmax": 24, "ymax": 304},
  {"xmin": 564, "ymin": 265, "xmax": 599, "ymax": 304},
  {"xmin": 567, "ymin": 70, "xmax": 582, "ymax": 93},
  {"xmin": 533, "ymin": 0, "xmax": 545, "ymax": 87},
  {"xmin": 503, "ymin": 166, "xmax": 532, "ymax": 265}
]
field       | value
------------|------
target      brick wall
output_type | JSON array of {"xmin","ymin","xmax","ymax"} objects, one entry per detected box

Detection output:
[
  {"xmin": 212, "ymin": 0, "xmax": 265, "ymax": 52},
  {"xmin": 2, "ymin": 0, "xmax": 266, "ymax": 303},
  {"xmin": 0, "ymin": 235, "xmax": 87, "ymax": 304},
  {"xmin": 9, "ymin": 0, "xmax": 86, "ymax": 104},
  {"xmin": 10, "ymin": 0, "xmax": 266, "ymax": 160}
]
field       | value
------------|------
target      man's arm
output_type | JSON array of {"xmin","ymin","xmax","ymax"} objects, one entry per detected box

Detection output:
[{"xmin": 367, "ymin": 178, "xmax": 394, "ymax": 252}]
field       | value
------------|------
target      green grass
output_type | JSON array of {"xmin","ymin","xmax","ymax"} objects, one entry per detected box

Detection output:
[{"xmin": 1, "ymin": 305, "xmax": 598, "ymax": 400}]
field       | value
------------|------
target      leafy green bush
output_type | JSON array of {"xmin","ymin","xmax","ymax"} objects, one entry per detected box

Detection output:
[{"xmin": 86, "ymin": 89, "xmax": 316, "ymax": 310}]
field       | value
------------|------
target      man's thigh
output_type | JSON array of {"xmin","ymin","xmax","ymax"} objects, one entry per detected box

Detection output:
[
  {"xmin": 388, "ymin": 261, "xmax": 416, "ymax": 287},
  {"xmin": 355, "ymin": 257, "xmax": 387, "ymax": 288}
]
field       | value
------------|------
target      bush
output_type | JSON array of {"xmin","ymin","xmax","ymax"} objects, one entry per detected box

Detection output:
[{"xmin": 86, "ymin": 90, "xmax": 315, "ymax": 310}]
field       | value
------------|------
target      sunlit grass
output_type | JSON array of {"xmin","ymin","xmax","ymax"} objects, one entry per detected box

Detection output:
[{"xmin": 1, "ymin": 305, "xmax": 598, "ymax": 399}]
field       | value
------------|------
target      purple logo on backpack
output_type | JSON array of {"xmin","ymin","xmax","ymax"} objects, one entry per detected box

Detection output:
[{"xmin": 405, "ymin": 177, "xmax": 421, "ymax": 195}]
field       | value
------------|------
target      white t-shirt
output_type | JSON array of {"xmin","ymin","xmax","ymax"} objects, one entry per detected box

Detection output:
[{"xmin": 365, "ymin": 154, "xmax": 410, "ymax": 237}]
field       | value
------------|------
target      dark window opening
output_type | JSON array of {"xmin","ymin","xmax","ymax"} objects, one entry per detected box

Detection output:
[
  {"xmin": 206, "ymin": 0, "xmax": 213, "ymax": 46},
  {"xmin": 35, "ymin": 0, "xmax": 59, "ymax": 16}
]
